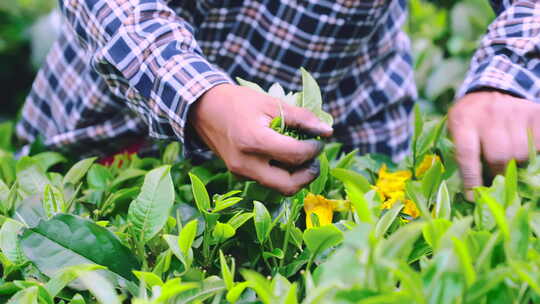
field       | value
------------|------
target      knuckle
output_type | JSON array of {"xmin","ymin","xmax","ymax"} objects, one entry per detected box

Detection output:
[
  {"xmin": 448, "ymin": 108, "xmax": 468, "ymax": 131},
  {"xmin": 484, "ymin": 102, "xmax": 499, "ymax": 117},
  {"xmin": 289, "ymin": 150, "xmax": 307, "ymax": 165},
  {"xmin": 455, "ymin": 146, "xmax": 476, "ymax": 160},
  {"xmin": 226, "ymin": 159, "xmax": 244, "ymax": 174},
  {"xmin": 237, "ymin": 134, "xmax": 257, "ymax": 153}
]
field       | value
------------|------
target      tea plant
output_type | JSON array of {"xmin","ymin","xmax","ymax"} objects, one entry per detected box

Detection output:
[{"xmin": 0, "ymin": 75, "xmax": 540, "ymax": 304}]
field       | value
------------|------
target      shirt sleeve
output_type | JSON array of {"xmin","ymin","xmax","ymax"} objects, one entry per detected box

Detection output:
[
  {"xmin": 458, "ymin": 0, "xmax": 540, "ymax": 101},
  {"xmin": 58, "ymin": 0, "xmax": 233, "ymax": 156}
]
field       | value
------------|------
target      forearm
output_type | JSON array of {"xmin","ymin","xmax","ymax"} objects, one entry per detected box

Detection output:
[{"xmin": 58, "ymin": 0, "xmax": 232, "ymax": 147}]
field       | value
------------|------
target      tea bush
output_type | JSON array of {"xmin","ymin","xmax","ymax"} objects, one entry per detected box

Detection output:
[{"xmin": 1, "ymin": 73, "xmax": 540, "ymax": 303}]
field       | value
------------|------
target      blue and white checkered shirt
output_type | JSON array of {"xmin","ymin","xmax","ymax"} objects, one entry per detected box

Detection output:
[{"xmin": 16, "ymin": 0, "xmax": 540, "ymax": 160}]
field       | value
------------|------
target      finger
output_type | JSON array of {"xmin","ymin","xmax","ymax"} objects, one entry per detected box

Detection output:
[
  {"xmin": 531, "ymin": 108, "xmax": 540, "ymax": 150},
  {"xmin": 449, "ymin": 121, "xmax": 482, "ymax": 201},
  {"xmin": 247, "ymin": 156, "xmax": 320, "ymax": 196},
  {"xmin": 240, "ymin": 129, "xmax": 324, "ymax": 165},
  {"xmin": 509, "ymin": 117, "xmax": 529, "ymax": 163},
  {"xmin": 481, "ymin": 123, "xmax": 512, "ymax": 176},
  {"xmin": 280, "ymin": 104, "xmax": 333, "ymax": 137}
]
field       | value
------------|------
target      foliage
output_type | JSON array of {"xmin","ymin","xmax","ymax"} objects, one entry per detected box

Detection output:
[
  {"xmin": 238, "ymin": 67, "xmax": 333, "ymax": 140},
  {"xmin": 1, "ymin": 70, "xmax": 540, "ymax": 303},
  {"xmin": 0, "ymin": 1, "xmax": 528, "ymax": 303},
  {"xmin": 408, "ymin": 0, "xmax": 495, "ymax": 114}
]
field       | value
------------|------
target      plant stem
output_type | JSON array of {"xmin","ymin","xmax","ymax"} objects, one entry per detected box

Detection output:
[
  {"xmin": 279, "ymin": 198, "xmax": 300, "ymax": 268},
  {"xmin": 268, "ymin": 237, "xmax": 277, "ymax": 267},
  {"xmin": 306, "ymin": 255, "xmax": 314, "ymax": 272},
  {"xmin": 203, "ymin": 229, "xmax": 210, "ymax": 265},
  {"xmin": 208, "ymin": 243, "xmax": 220, "ymax": 268},
  {"xmin": 261, "ymin": 247, "xmax": 273, "ymax": 273}
]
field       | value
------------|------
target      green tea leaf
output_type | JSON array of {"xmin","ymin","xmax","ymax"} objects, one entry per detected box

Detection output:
[
  {"xmin": 162, "ymin": 142, "xmax": 181, "ymax": 165},
  {"xmin": 438, "ymin": 217, "xmax": 472, "ymax": 252},
  {"xmin": 375, "ymin": 203, "xmax": 403, "ymax": 238},
  {"xmin": 267, "ymin": 82, "xmax": 286, "ymax": 99},
  {"xmin": 20, "ymin": 214, "xmax": 140, "ymax": 284},
  {"xmin": 76, "ymin": 271, "xmax": 120, "ymax": 304},
  {"xmin": 155, "ymin": 278, "xmax": 199, "ymax": 302},
  {"xmin": 45, "ymin": 264, "xmax": 105, "ymax": 297},
  {"xmin": 240, "ymin": 270, "xmax": 273, "ymax": 304},
  {"xmin": 189, "ymin": 172, "xmax": 211, "ymax": 213},
  {"xmin": 451, "ymin": 237, "xmax": 476, "ymax": 287},
  {"xmin": 128, "ymin": 165, "xmax": 174, "ymax": 243},
  {"xmin": 175, "ymin": 276, "xmax": 225, "ymax": 304},
  {"xmin": 219, "ymin": 251, "xmax": 235, "ymax": 291},
  {"xmin": 378, "ymin": 222, "xmax": 424, "ymax": 260},
  {"xmin": 422, "ymin": 218, "xmax": 452, "ymax": 251},
  {"xmin": 300, "ymin": 68, "xmax": 333, "ymax": 126},
  {"xmin": 236, "ymin": 77, "xmax": 265, "ymax": 92},
  {"xmin": 163, "ymin": 234, "xmax": 191, "ymax": 271},
  {"xmin": 303, "ymin": 225, "xmax": 343, "ymax": 257},
  {"xmin": 0, "ymin": 122, "xmax": 13, "ymax": 151},
  {"xmin": 309, "ymin": 153, "xmax": 328, "ymax": 195},
  {"xmin": 33, "ymin": 152, "xmax": 66, "ymax": 172},
  {"xmin": 504, "ymin": 159, "xmax": 518, "ymax": 207},
  {"xmin": 412, "ymin": 104, "xmax": 423, "ymax": 161},
  {"xmin": 509, "ymin": 260, "xmax": 540, "ymax": 295},
  {"xmin": 334, "ymin": 149, "xmax": 358, "ymax": 170},
  {"xmin": 227, "ymin": 282, "xmax": 250, "ymax": 303},
  {"xmin": 16, "ymin": 156, "xmax": 49, "ymax": 196},
  {"xmin": 63, "ymin": 157, "xmax": 97, "ymax": 186},
  {"xmin": 0, "ymin": 219, "xmax": 27, "ymax": 265},
  {"xmin": 179, "ymin": 219, "xmax": 198, "ymax": 256},
  {"xmin": 506, "ymin": 207, "xmax": 529, "ymax": 261},
  {"xmin": 212, "ymin": 222, "xmax": 235, "ymax": 243},
  {"xmin": 477, "ymin": 189, "xmax": 509, "ymax": 239},
  {"xmin": 434, "ymin": 181, "xmax": 451, "ymax": 220},
  {"xmin": 213, "ymin": 196, "xmax": 242, "ymax": 213},
  {"xmin": 253, "ymin": 201, "xmax": 271, "ymax": 244},
  {"xmin": 7, "ymin": 285, "xmax": 39, "ymax": 304},
  {"xmin": 420, "ymin": 159, "xmax": 443, "ymax": 201},
  {"xmin": 262, "ymin": 248, "xmax": 284, "ymax": 260},
  {"xmin": 42, "ymin": 184, "xmax": 64, "ymax": 217},
  {"xmin": 86, "ymin": 164, "xmax": 112, "ymax": 190},
  {"xmin": 69, "ymin": 294, "xmax": 86, "ymax": 304},
  {"xmin": 133, "ymin": 271, "xmax": 163, "ymax": 288},
  {"xmin": 330, "ymin": 168, "xmax": 371, "ymax": 193},
  {"xmin": 346, "ymin": 184, "xmax": 373, "ymax": 223},
  {"xmin": 227, "ymin": 212, "xmax": 254, "ymax": 230}
]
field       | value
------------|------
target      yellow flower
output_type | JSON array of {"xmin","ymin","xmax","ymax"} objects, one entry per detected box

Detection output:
[
  {"xmin": 403, "ymin": 199, "xmax": 420, "ymax": 218},
  {"xmin": 373, "ymin": 164, "xmax": 411, "ymax": 201},
  {"xmin": 415, "ymin": 154, "xmax": 441, "ymax": 177},
  {"xmin": 381, "ymin": 190, "xmax": 406, "ymax": 209},
  {"xmin": 304, "ymin": 193, "xmax": 334, "ymax": 228},
  {"xmin": 374, "ymin": 164, "xmax": 420, "ymax": 219}
]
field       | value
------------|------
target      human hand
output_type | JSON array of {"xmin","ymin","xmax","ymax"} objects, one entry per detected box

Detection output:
[
  {"xmin": 448, "ymin": 91, "xmax": 540, "ymax": 200},
  {"xmin": 190, "ymin": 84, "xmax": 333, "ymax": 195}
]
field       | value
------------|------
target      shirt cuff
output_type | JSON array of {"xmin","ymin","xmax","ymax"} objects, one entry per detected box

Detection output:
[
  {"xmin": 458, "ymin": 55, "xmax": 538, "ymax": 101},
  {"xmin": 153, "ymin": 53, "xmax": 233, "ymax": 159}
]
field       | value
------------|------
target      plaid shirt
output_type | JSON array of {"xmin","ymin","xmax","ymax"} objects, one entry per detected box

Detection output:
[{"xmin": 16, "ymin": 0, "xmax": 540, "ymax": 161}]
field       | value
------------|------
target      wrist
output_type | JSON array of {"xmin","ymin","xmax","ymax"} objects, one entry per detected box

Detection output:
[{"xmin": 190, "ymin": 83, "xmax": 234, "ymax": 127}]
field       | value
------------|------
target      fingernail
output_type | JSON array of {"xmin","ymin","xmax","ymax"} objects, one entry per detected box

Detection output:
[
  {"xmin": 319, "ymin": 123, "xmax": 333, "ymax": 134},
  {"xmin": 308, "ymin": 159, "xmax": 320, "ymax": 175},
  {"xmin": 306, "ymin": 139, "xmax": 324, "ymax": 155}
]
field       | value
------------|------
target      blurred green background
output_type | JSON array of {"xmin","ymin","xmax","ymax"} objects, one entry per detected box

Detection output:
[{"xmin": 0, "ymin": 0, "xmax": 495, "ymax": 122}]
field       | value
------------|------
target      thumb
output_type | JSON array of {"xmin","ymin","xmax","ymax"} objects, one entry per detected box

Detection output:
[
  {"xmin": 281, "ymin": 104, "xmax": 333, "ymax": 137},
  {"xmin": 450, "ymin": 125, "xmax": 482, "ymax": 201}
]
